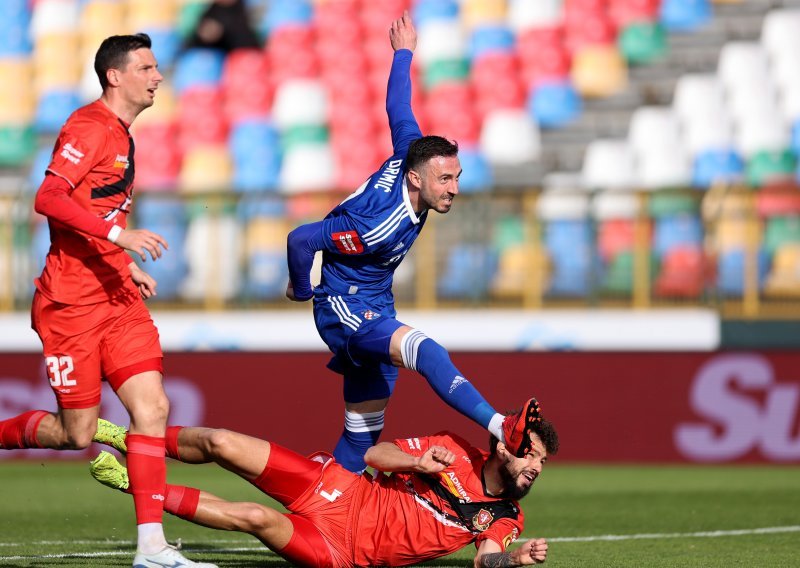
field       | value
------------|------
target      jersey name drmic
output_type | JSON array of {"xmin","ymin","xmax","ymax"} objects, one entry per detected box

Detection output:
[{"xmin": 373, "ymin": 159, "xmax": 403, "ymax": 192}]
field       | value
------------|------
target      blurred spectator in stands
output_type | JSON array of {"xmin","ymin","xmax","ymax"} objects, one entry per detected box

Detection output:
[{"xmin": 187, "ymin": 0, "xmax": 260, "ymax": 52}]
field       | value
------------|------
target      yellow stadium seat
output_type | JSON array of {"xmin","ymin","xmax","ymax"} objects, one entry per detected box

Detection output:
[
  {"xmin": 764, "ymin": 244, "xmax": 800, "ymax": 296},
  {"xmin": 33, "ymin": 33, "xmax": 81, "ymax": 92},
  {"xmin": 133, "ymin": 85, "xmax": 178, "ymax": 125},
  {"xmin": 713, "ymin": 218, "xmax": 749, "ymax": 252},
  {"xmin": 80, "ymin": 1, "xmax": 125, "ymax": 35},
  {"xmin": 179, "ymin": 145, "xmax": 233, "ymax": 192},
  {"xmin": 571, "ymin": 45, "xmax": 628, "ymax": 98},
  {"xmin": 462, "ymin": 0, "xmax": 507, "ymax": 29},
  {"xmin": 128, "ymin": 0, "xmax": 179, "ymax": 29},
  {"xmin": 246, "ymin": 218, "xmax": 291, "ymax": 254}
]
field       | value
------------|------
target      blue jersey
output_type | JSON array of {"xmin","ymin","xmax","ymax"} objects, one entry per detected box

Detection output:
[{"xmin": 287, "ymin": 49, "xmax": 424, "ymax": 311}]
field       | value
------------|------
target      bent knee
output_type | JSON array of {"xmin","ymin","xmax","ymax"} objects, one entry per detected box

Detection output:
[
  {"xmin": 233, "ymin": 503, "xmax": 281, "ymax": 533},
  {"xmin": 202, "ymin": 429, "xmax": 238, "ymax": 458},
  {"xmin": 64, "ymin": 430, "xmax": 95, "ymax": 450}
]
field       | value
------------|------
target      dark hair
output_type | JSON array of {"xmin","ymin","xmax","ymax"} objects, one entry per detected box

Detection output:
[
  {"xmin": 405, "ymin": 135, "xmax": 459, "ymax": 173},
  {"xmin": 94, "ymin": 33, "xmax": 153, "ymax": 90},
  {"xmin": 490, "ymin": 417, "xmax": 560, "ymax": 457}
]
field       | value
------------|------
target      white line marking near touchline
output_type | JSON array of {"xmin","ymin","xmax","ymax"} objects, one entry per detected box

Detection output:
[
  {"xmin": 546, "ymin": 525, "xmax": 800, "ymax": 543},
  {"xmin": 1, "ymin": 526, "xmax": 797, "ymax": 562}
]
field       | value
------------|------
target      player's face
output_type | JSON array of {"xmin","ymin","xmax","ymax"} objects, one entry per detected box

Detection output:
[
  {"xmin": 500, "ymin": 434, "xmax": 547, "ymax": 500},
  {"xmin": 417, "ymin": 155, "xmax": 462, "ymax": 214},
  {"xmin": 117, "ymin": 48, "xmax": 162, "ymax": 111}
]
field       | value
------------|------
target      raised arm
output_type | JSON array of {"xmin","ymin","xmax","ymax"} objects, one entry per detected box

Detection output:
[
  {"xmin": 386, "ymin": 11, "xmax": 422, "ymax": 155},
  {"xmin": 364, "ymin": 441, "xmax": 455, "ymax": 474}
]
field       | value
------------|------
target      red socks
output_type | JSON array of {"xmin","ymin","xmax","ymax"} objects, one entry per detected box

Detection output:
[
  {"xmin": 0, "ymin": 410, "xmax": 48, "ymax": 449},
  {"xmin": 126, "ymin": 434, "xmax": 166, "ymax": 525},
  {"xmin": 164, "ymin": 426, "xmax": 183, "ymax": 460},
  {"xmin": 164, "ymin": 484, "xmax": 200, "ymax": 520}
]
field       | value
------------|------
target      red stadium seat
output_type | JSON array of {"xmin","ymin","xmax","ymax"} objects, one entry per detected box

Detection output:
[
  {"xmin": 756, "ymin": 182, "xmax": 800, "ymax": 218},
  {"xmin": 565, "ymin": 10, "xmax": 617, "ymax": 54},
  {"xmin": 609, "ymin": 0, "xmax": 660, "ymax": 27},
  {"xmin": 178, "ymin": 86, "xmax": 229, "ymax": 151},
  {"xmin": 133, "ymin": 122, "xmax": 181, "ymax": 191},
  {"xmin": 598, "ymin": 219, "xmax": 635, "ymax": 261},
  {"xmin": 222, "ymin": 49, "xmax": 272, "ymax": 122},
  {"xmin": 471, "ymin": 54, "xmax": 525, "ymax": 118},
  {"xmin": 654, "ymin": 246, "xmax": 707, "ymax": 298}
]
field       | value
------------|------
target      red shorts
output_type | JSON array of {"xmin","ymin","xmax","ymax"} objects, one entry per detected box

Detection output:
[
  {"xmin": 254, "ymin": 443, "xmax": 365, "ymax": 567},
  {"xmin": 30, "ymin": 290, "xmax": 163, "ymax": 409}
]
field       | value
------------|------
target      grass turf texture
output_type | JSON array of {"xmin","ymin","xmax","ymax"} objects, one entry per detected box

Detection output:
[{"xmin": 0, "ymin": 460, "xmax": 798, "ymax": 567}]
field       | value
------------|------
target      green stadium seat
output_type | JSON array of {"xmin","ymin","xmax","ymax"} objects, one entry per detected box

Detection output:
[
  {"xmin": 0, "ymin": 125, "xmax": 36, "ymax": 166},
  {"xmin": 618, "ymin": 21, "xmax": 667, "ymax": 65}
]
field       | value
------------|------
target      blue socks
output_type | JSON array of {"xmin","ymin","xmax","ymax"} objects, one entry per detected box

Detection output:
[
  {"xmin": 333, "ymin": 410, "xmax": 384, "ymax": 473},
  {"xmin": 401, "ymin": 330, "xmax": 497, "ymax": 429}
]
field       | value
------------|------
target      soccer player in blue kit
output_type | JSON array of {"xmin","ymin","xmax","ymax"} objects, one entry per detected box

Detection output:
[{"xmin": 286, "ymin": 11, "xmax": 506, "ymax": 473}]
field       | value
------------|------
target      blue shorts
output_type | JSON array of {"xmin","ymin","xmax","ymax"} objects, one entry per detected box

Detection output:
[{"xmin": 313, "ymin": 293, "xmax": 405, "ymax": 403}]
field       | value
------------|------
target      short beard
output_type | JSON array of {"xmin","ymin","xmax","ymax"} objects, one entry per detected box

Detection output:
[{"xmin": 499, "ymin": 463, "xmax": 532, "ymax": 500}]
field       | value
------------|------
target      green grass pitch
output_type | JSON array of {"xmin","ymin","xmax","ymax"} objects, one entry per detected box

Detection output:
[{"xmin": 0, "ymin": 459, "xmax": 798, "ymax": 567}]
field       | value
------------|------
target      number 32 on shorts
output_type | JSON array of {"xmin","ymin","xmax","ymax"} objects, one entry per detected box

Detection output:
[{"xmin": 45, "ymin": 355, "xmax": 76, "ymax": 387}]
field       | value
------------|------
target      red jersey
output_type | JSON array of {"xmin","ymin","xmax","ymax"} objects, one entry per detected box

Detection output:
[
  {"xmin": 351, "ymin": 432, "xmax": 524, "ymax": 567},
  {"xmin": 35, "ymin": 100, "xmax": 138, "ymax": 305}
]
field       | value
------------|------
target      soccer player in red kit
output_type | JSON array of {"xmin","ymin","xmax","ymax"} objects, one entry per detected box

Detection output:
[
  {"xmin": 90, "ymin": 398, "xmax": 558, "ymax": 567},
  {"xmin": 0, "ymin": 34, "xmax": 214, "ymax": 568}
]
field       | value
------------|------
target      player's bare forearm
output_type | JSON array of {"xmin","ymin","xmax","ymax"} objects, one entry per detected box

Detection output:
[
  {"xmin": 476, "ymin": 538, "xmax": 547, "ymax": 567},
  {"xmin": 477, "ymin": 552, "xmax": 519, "ymax": 567}
]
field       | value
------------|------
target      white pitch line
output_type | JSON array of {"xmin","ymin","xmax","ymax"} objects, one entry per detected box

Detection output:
[
  {"xmin": 546, "ymin": 525, "xmax": 800, "ymax": 543},
  {"xmin": 1, "ymin": 526, "xmax": 798, "ymax": 562}
]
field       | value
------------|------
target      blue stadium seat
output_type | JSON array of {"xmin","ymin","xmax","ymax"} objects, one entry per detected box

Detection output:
[
  {"xmin": 717, "ymin": 249, "xmax": 768, "ymax": 297},
  {"xmin": 528, "ymin": 81, "xmax": 582, "ymax": 129},
  {"xmin": 469, "ymin": 25, "xmax": 515, "ymax": 60},
  {"xmin": 544, "ymin": 220, "xmax": 592, "ymax": 296},
  {"xmin": 0, "ymin": 0, "xmax": 31, "ymax": 55},
  {"xmin": 791, "ymin": 119, "xmax": 800, "ymax": 156},
  {"xmin": 438, "ymin": 244, "xmax": 499, "ymax": 299},
  {"xmin": 34, "ymin": 90, "xmax": 81, "ymax": 134},
  {"xmin": 456, "ymin": 145, "xmax": 493, "ymax": 193},
  {"xmin": 27, "ymin": 146, "xmax": 53, "ymax": 192},
  {"xmin": 260, "ymin": 0, "xmax": 312, "ymax": 35},
  {"xmin": 173, "ymin": 48, "xmax": 225, "ymax": 93},
  {"xmin": 692, "ymin": 149, "xmax": 744, "ymax": 187},
  {"xmin": 229, "ymin": 120, "xmax": 282, "ymax": 192},
  {"xmin": 413, "ymin": 0, "xmax": 460, "ymax": 26},
  {"xmin": 653, "ymin": 215, "xmax": 703, "ymax": 257},
  {"xmin": 134, "ymin": 197, "xmax": 188, "ymax": 301},
  {"xmin": 245, "ymin": 251, "xmax": 288, "ymax": 299},
  {"xmin": 660, "ymin": 0, "xmax": 711, "ymax": 32},
  {"xmin": 144, "ymin": 27, "xmax": 181, "ymax": 69},
  {"xmin": 237, "ymin": 195, "xmax": 286, "ymax": 220}
]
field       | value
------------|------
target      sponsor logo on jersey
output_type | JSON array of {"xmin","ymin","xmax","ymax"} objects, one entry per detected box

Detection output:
[
  {"xmin": 331, "ymin": 231, "xmax": 364, "ymax": 254},
  {"xmin": 405, "ymin": 437, "xmax": 422, "ymax": 451},
  {"xmin": 113, "ymin": 154, "xmax": 130, "ymax": 169},
  {"xmin": 503, "ymin": 528, "xmax": 520, "ymax": 547},
  {"xmin": 472, "ymin": 508, "xmax": 494, "ymax": 531},
  {"xmin": 392, "ymin": 241, "xmax": 405, "ymax": 252},
  {"xmin": 373, "ymin": 159, "xmax": 403, "ymax": 192},
  {"xmin": 363, "ymin": 310, "xmax": 380, "ymax": 320},
  {"xmin": 151, "ymin": 493, "xmax": 165, "ymax": 501},
  {"xmin": 449, "ymin": 375, "xmax": 468, "ymax": 394},
  {"xmin": 60, "ymin": 143, "xmax": 84, "ymax": 165},
  {"xmin": 442, "ymin": 471, "xmax": 471, "ymax": 503}
]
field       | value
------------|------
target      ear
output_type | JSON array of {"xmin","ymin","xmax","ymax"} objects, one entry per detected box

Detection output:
[
  {"xmin": 495, "ymin": 441, "xmax": 513, "ymax": 462},
  {"xmin": 406, "ymin": 169, "xmax": 421, "ymax": 189},
  {"xmin": 106, "ymin": 68, "xmax": 121, "ymax": 87}
]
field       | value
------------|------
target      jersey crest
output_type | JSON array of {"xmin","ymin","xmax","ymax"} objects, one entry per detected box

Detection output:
[{"xmin": 331, "ymin": 230, "xmax": 364, "ymax": 254}]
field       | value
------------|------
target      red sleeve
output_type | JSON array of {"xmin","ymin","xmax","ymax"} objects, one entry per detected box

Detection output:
[
  {"xmin": 47, "ymin": 115, "xmax": 105, "ymax": 187},
  {"xmin": 475, "ymin": 516, "xmax": 524, "ymax": 551},
  {"xmin": 34, "ymin": 174, "xmax": 115, "ymax": 239}
]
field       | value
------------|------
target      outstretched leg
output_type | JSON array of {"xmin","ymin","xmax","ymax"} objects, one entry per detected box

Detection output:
[{"xmin": 91, "ymin": 450, "xmax": 335, "ymax": 567}]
